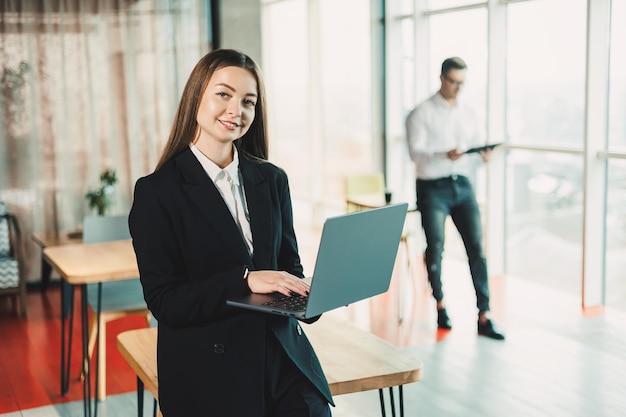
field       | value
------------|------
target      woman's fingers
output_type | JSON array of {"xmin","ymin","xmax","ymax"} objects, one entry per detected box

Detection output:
[
  {"xmin": 247, "ymin": 270, "xmax": 310, "ymax": 296},
  {"xmin": 276, "ymin": 272, "xmax": 310, "ymax": 297}
]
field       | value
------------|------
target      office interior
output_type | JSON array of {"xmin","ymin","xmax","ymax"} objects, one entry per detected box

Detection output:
[{"xmin": 1, "ymin": 0, "xmax": 626, "ymax": 416}]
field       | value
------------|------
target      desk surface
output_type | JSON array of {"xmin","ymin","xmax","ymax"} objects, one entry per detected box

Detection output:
[
  {"xmin": 117, "ymin": 315, "xmax": 423, "ymax": 400},
  {"xmin": 43, "ymin": 239, "xmax": 139, "ymax": 285},
  {"xmin": 32, "ymin": 231, "xmax": 83, "ymax": 248},
  {"xmin": 304, "ymin": 315, "xmax": 423, "ymax": 395}
]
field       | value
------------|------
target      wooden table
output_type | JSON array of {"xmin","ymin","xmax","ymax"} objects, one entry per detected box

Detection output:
[
  {"xmin": 44, "ymin": 240, "xmax": 138, "ymax": 284},
  {"xmin": 31, "ymin": 231, "xmax": 82, "ymax": 292},
  {"xmin": 117, "ymin": 315, "xmax": 424, "ymax": 417},
  {"xmin": 43, "ymin": 239, "xmax": 139, "ymax": 417}
]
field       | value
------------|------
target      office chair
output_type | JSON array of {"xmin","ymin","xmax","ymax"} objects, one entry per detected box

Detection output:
[
  {"xmin": 344, "ymin": 173, "xmax": 386, "ymax": 212},
  {"xmin": 81, "ymin": 214, "xmax": 150, "ymax": 401},
  {"xmin": 343, "ymin": 174, "xmax": 424, "ymax": 322},
  {"xmin": 0, "ymin": 201, "xmax": 26, "ymax": 316}
]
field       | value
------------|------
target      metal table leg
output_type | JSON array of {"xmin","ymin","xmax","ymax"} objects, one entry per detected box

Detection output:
[
  {"xmin": 60, "ymin": 281, "xmax": 75, "ymax": 396},
  {"xmin": 137, "ymin": 377, "xmax": 144, "ymax": 417},
  {"xmin": 81, "ymin": 284, "xmax": 92, "ymax": 417},
  {"xmin": 378, "ymin": 385, "xmax": 405, "ymax": 417}
]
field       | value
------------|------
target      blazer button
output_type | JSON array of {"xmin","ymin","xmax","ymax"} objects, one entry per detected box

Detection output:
[
  {"xmin": 296, "ymin": 324, "xmax": 302, "ymax": 336},
  {"xmin": 213, "ymin": 343, "xmax": 225, "ymax": 354}
]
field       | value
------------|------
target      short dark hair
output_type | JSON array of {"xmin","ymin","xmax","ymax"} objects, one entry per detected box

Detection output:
[{"xmin": 441, "ymin": 57, "xmax": 467, "ymax": 75}]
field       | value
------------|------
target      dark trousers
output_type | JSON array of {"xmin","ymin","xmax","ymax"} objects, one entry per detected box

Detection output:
[
  {"xmin": 416, "ymin": 175, "xmax": 491, "ymax": 313},
  {"xmin": 265, "ymin": 331, "xmax": 332, "ymax": 417}
]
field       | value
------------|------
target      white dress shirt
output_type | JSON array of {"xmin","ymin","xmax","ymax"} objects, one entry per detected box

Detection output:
[
  {"xmin": 190, "ymin": 144, "xmax": 254, "ymax": 254},
  {"xmin": 406, "ymin": 92, "xmax": 483, "ymax": 180}
]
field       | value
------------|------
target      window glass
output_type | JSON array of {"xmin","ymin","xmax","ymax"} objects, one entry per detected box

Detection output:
[
  {"xmin": 386, "ymin": 17, "xmax": 415, "ymax": 204},
  {"xmin": 396, "ymin": 0, "xmax": 414, "ymax": 15},
  {"xmin": 318, "ymin": 0, "xmax": 373, "ymax": 202},
  {"xmin": 426, "ymin": 0, "xmax": 484, "ymax": 10},
  {"xmin": 609, "ymin": 0, "xmax": 626, "ymax": 151},
  {"xmin": 606, "ymin": 0, "xmax": 626, "ymax": 311},
  {"xmin": 505, "ymin": 150, "xmax": 583, "ymax": 298},
  {"xmin": 606, "ymin": 159, "xmax": 626, "ymax": 311},
  {"xmin": 263, "ymin": 0, "xmax": 372, "ymax": 213},
  {"xmin": 261, "ymin": 0, "xmax": 311, "ymax": 200},
  {"xmin": 400, "ymin": 18, "xmax": 415, "ymax": 114},
  {"xmin": 506, "ymin": 0, "xmax": 587, "ymax": 148}
]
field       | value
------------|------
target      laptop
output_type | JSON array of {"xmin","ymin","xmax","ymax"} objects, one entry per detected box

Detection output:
[{"xmin": 226, "ymin": 202, "xmax": 408, "ymax": 319}]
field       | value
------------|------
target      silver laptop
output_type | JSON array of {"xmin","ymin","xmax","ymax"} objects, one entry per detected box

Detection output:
[{"xmin": 226, "ymin": 202, "xmax": 408, "ymax": 319}]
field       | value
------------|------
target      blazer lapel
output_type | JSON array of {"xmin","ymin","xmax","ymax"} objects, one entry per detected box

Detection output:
[
  {"xmin": 175, "ymin": 149, "xmax": 253, "ymax": 265},
  {"xmin": 239, "ymin": 156, "xmax": 274, "ymax": 270}
]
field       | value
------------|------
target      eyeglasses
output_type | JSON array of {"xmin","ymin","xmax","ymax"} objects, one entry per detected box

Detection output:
[{"xmin": 444, "ymin": 75, "xmax": 464, "ymax": 87}]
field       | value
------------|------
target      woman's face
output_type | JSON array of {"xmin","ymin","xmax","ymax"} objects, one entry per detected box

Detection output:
[{"xmin": 196, "ymin": 66, "xmax": 258, "ymax": 146}]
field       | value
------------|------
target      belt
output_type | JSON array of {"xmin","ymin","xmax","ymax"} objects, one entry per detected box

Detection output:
[{"xmin": 417, "ymin": 174, "xmax": 466, "ymax": 184}]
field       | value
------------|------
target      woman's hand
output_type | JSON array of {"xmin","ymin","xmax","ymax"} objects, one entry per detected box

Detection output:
[{"xmin": 247, "ymin": 270, "xmax": 310, "ymax": 297}]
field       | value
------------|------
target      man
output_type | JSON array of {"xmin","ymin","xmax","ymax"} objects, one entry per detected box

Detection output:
[{"xmin": 405, "ymin": 57, "xmax": 504, "ymax": 340}]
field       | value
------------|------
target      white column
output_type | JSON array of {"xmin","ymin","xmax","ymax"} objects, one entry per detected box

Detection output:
[
  {"xmin": 485, "ymin": 0, "xmax": 506, "ymax": 275},
  {"xmin": 307, "ymin": 0, "xmax": 326, "ymax": 226},
  {"xmin": 582, "ymin": 0, "xmax": 611, "ymax": 307}
]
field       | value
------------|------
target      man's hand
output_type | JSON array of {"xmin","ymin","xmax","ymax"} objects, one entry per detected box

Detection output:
[
  {"xmin": 446, "ymin": 149, "xmax": 463, "ymax": 161},
  {"xmin": 479, "ymin": 148, "xmax": 492, "ymax": 162}
]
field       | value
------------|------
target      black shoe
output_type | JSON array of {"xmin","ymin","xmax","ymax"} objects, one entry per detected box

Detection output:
[
  {"xmin": 477, "ymin": 319, "xmax": 505, "ymax": 340},
  {"xmin": 437, "ymin": 308, "xmax": 452, "ymax": 329}
]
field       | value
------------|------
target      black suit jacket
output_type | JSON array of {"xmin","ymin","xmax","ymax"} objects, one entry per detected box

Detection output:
[{"xmin": 129, "ymin": 148, "xmax": 333, "ymax": 416}]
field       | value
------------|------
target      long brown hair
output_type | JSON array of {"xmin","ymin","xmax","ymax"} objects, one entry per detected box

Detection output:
[{"xmin": 155, "ymin": 49, "xmax": 268, "ymax": 171}]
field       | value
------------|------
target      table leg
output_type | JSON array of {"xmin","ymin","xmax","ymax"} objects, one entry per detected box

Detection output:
[
  {"xmin": 388, "ymin": 387, "xmax": 396, "ymax": 416},
  {"xmin": 137, "ymin": 377, "xmax": 144, "ymax": 417},
  {"xmin": 60, "ymin": 281, "xmax": 75, "ymax": 396},
  {"xmin": 378, "ymin": 386, "xmax": 405, "ymax": 417},
  {"xmin": 81, "ymin": 284, "xmax": 92, "ymax": 417},
  {"xmin": 94, "ymin": 282, "xmax": 102, "ymax": 417},
  {"xmin": 378, "ymin": 389, "xmax": 387, "ymax": 417},
  {"xmin": 41, "ymin": 257, "xmax": 52, "ymax": 293},
  {"xmin": 79, "ymin": 283, "xmax": 103, "ymax": 417}
]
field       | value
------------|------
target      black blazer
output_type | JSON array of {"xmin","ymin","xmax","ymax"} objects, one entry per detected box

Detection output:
[{"xmin": 129, "ymin": 147, "xmax": 333, "ymax": 416}]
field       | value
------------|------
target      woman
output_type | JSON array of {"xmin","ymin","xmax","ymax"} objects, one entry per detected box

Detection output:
[{"xmin": 129, "ymin": 49, "xmax": 333, "ymax": 416}]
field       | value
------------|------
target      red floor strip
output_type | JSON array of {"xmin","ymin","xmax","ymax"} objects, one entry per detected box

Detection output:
[{"xmin": 0, "ymin": 285, "xmax": 148, "ymax": 413}]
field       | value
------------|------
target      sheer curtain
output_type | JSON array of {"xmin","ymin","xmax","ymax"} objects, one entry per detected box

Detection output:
[{"xmin": 0, "ymin": 0, "xmax": 209, "ymax": 281}]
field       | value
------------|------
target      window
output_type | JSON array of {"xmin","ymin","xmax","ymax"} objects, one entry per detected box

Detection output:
[
  {"xmin": 506, "ymin": 0, "xmax": 587, "ymax": 148},
  {"xmin": 605, "ymin": 0, "xmax": 626, "ymax": 310},
  {"xmin": 505, "ymin": 150, "xmax": 583, "ymax": 298},
  {"xmin": 262, "ymin": 0, "xmax": 373, "ymax": 220},
  {"xmin": 427, "ymin": 0, "xmax": 485, "ymax": 10},
  {"xmin": 262, "ymin": 0, "xmax": 311, "ymax": 206},
  {"xmin": 609, "ymin": 0, "xmax": 626, "ymax": 151}
]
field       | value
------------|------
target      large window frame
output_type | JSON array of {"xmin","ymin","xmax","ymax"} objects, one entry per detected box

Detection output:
[{"xmin": 387, "ymin": 0, "xmax": 626, "ymax": 309}]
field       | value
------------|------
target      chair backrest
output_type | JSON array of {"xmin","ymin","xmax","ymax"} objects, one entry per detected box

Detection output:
[
  {"xmin": 344, "ymin": 173, "xmax": 385, "ymax": 198},
  {"xmin": 83, "ymin": 215, "xmax": 131, "ymax": 244},
  {"xmin": 0, "ymin": 202, "xmax": 13, "ymax": 257},
  {"xmin": 83, "ymin": 214, "xmax": 143, "ymax": 311}
]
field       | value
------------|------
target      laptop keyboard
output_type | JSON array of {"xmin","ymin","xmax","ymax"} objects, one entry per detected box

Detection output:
[{"xmin": 262, "ymin": 294, "xmax": 308, "ymax": 311}]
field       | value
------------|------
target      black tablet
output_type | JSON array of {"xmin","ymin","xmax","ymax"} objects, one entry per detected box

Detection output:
[{"xmin": 465, "ymin": 143, "xmax": 503, "ymax": 154}]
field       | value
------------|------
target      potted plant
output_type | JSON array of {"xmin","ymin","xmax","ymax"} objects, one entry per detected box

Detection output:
[{"xmin": 85, "ymin": 168, "xmax": 118, "ymax": 216}]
